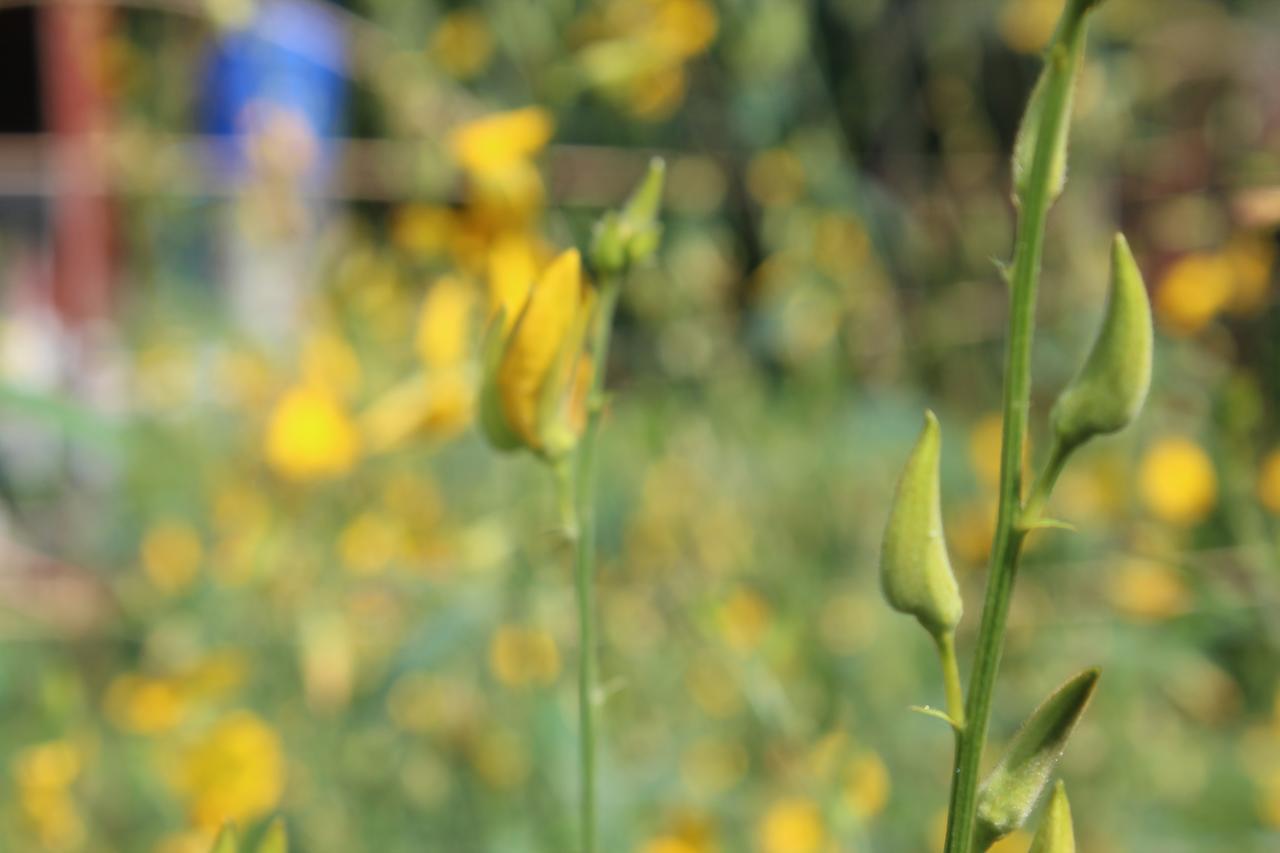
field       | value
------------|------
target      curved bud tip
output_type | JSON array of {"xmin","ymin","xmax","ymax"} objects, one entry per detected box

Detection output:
[
  {"xmin": 590, "ymin": 157, "xmax": 667, "ymax": 275},
  {"xmin": 880, "ymin": 410, "xmax": 963, "ymax": 641},
  {"xmin": 1050, "ymin": 232, "xmax": 1152, "ymax": 452},
  {"xmin": 1028, "ymin": 782, "xmax": 1076, "ymax": 853}
]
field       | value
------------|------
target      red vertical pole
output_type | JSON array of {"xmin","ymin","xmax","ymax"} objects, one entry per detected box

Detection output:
[{"xmin": 40, "ymin": 0, "xmax": 114, "ymax": 327}]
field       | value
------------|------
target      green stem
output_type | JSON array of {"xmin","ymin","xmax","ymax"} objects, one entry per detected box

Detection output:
[
  {"xmin": 942, "ymin": 6, "xmax": 1095, "ymax": 850},
  {"xmin": 936, "ymin": 631, "xmax": 966, "ymax": 730},
  {"xmin": 564, "ymin": 275, "xmax": 621, "ymax": 853}
]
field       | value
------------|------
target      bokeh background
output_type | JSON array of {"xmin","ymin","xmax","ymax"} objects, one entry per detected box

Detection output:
[{"xmin": 0, "ymin": 0, "xmax": 1278, "ymax": 850}]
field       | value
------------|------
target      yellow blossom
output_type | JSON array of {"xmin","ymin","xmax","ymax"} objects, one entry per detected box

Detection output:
[
  {"xmin": 483, "ymin": 249, "xmax": 595, "ymax": 455},
  {"xmin": 844, "ymin": 752, "xmax": 891, "ymax": 819},
  {"xmin": 391, "ymin": 204, "xmax": 456, "ymax": 258},
  {"xmin": 430, "ymin": 10, "xmax": 494, "ymax": 78},
  {"xmin": 450, "ymin": 107, "xmax": 553, "ymax": 176},
  {"xmin": 264, "ymin": 383, "xmax": 360, "ymax": 481},
  {"xmin": 416, "ymin": 276, "xmax": 477, "ymax": 369},
  {"xmin": 174, "ymin": 711, "xmax": 285, "ymax": 830},
  {"xmin": 141, "ymin": 520, "xmax": 203, "ymax": 594},
  {"xmin": 487, "ymin": 231, "xmax": 542, "ymax": 330},
  {"xmin": 1138, "ymin": 437, "xmax": 1217, "ymax": 525},
  {"xmin": 488, "ymin": 625, "xmax": 561, "ymax": 688},
  {"xmin": 1258, "ymin": 447, "xmax": 1280, "ymax": 514},
  {"xmin": 1107, "ymin": 558, "xmax": 1190, "ymax": 621},
  {"xmin": 360, "ymin": 371, "xmax": 475, "ymax": 453},
  {"xmin": 1154, "ymin": 252, "xmax": 1234, "ymax": 336},
  {"xmin": 338, "ymin": 512, "xmax": 403, "ymax": 576},
  {"xmin": 106, "ymin": 674, "xmax": 188, "ymax": 734},
  {"xmin": 759, "ymin": 797, "xmax": 825, "ymax": 853},
  {"xmin": 717, "ymin": 586, "xmax": 771, "ymax": 652}
]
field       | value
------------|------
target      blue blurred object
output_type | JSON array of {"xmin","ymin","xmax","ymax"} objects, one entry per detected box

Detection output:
[{"xmin": 199, "ymin": 0, "xmax": 348, "ymax": 185}]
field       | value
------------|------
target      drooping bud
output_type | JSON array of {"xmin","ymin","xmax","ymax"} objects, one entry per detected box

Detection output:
[
  {"xmin": 590, "ymin": 157, "xmax": 666, "ymax": 275},
  {"xmin": 880, "ymin": 411, "xmax": 963, "ymax": 642},
  {"xmin": 1028, "ymin": 782, "xmax": 1076, "ymax": 853},
  {"xmin": 1011, "ymin": 0, "xmax": 1105, "ymax": 208},
  {"xmin": 1050, "ymin": 234, "xmax": 1152, "ymax": 452},
  {"xmin": 975, "ymin": 668, "xmax": 1099, "ymax": 850}
]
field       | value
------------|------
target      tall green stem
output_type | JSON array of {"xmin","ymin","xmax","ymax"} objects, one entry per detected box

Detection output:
[
  {"xmin": 941, "ymin": 5, "xmax": 1095, "ymax": 849},
  {"xmin": 558, "ymin": 276, "xmax": 621, "ymax": 853}
]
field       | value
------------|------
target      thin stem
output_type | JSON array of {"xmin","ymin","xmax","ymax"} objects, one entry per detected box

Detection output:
[
  {"xmin": 941, "ymin": 7, "xmax": 1095, "ymax": 850},
  {"xmin": 567, "ymin": 275, "xmax": 621, "ymax": 853},
  {"xmin": 1020, "ymin": 436, "xmax": 1073, "ymax": 529},
  {"xmin": 936, "ymin": 631, "xmax": 966, "ymax": 730}
]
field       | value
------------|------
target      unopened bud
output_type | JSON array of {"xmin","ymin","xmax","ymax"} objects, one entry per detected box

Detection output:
[
  {"xmin": 1050, "ymin": 234, "xmax": 1152, "ymax": 452},
  {"xmin": 590, "ymin": 157, "xmax": 666, "ymax": 275},
  {"xmin": 880, "ymin": 411, "xmax": 963, "ymax": 641},
  {"xmin": 1028, "ymin": 782, "xmax": 1076, "ymax": 853}
]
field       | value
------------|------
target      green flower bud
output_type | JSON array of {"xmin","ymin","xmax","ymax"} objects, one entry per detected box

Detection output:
[
  {"xmin": 880, "ymin": 411, "xmax": 963, "ymax": 641},
  {"xmin": 1028, "ymin": 782, "xmax": 1076, "ymax": 853},
  {"xmin": 1011, "ymin": 0, "xmax": 1104, "ymax": 208},
  {"xmin": 1050, "ymin": 234, "xmax": 1152, "ymax": 452},
  {"xmin": 590, "ymin": 157, "xmax": 666, "ymax": 275},
  {"xmin": 975, "ymin": 668, "xmax": 1099, "ymax": 850}
]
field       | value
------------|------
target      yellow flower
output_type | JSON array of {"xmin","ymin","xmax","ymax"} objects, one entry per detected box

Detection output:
[
  {"xmin": 488, "ymin": 625, "xmax": 561, "ymax": 688},
  {"xmin": 264, "ymin": 383, "xmax": 360, "ymax": 481},
  {"xmin": 844, "ymin": 752, "xmax": 890, "ymax": 819},
  {"xmin": 487, "ymin": 231, "xmax": 542, "ymax": 331},
  {"xmin": 141, "ymin": 520, "xmax": 203, "ymax": 594},
  {"xmin": 174, "ymin": 711, "xmax": 285, "ymax": 830},
  {"xmin": 481, "ymin": 249, "xmax": 595, "ymax": 456},
  {"xmin": 14, "ymin": 740, "xmax": 84, "ymax": 850},
  {"xmin": 1107, "ymin": 558, "xmax": 1190, "ymax": 621},
  {"xmin": 338, "ymin": 512, "xmax": 403, "ymax": 575},
  {"xmin": 759, "ymin": 797, "xmax": 825, "ymax": 853},
  {"xmin": 417, "ymin": 275, "xmax": 477, "ymax": 369},
  {"xmin": 450, "ymin": 107, "xmax": 553, "ymax": 177},
  {"xmin": 430, "ymin": 10, "xmax": 494, "ymax": 79},
  {"xmin": 106, "ymin": 674, "xmax": 188, "ymax": 734},
  {"xmin": 1154, "ymin": 252, "xmax": 1234, "ymax": 336},
  {"xmin": 641, "ymin": 838, "xmax": 702, "ymax": 853},
  {"xmin": 1257, "ymin": 448, "xmax": 1280, "ymax": 514},
  {"xmin": 360, "ymin": 371, "xmax": 475, "ymax": 453},
  {"xmin": 1138, "ymin": 437, "xmax": 1217, "ymax": 525},
  {"xmin": 717, "ymin": 586, "xmax": 771, "ymax": 653}
]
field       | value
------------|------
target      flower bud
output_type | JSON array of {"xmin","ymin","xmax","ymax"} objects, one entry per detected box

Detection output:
[
  {"xmin": 590, "ymin": 158, "xmax": 666, "ymax": 275},
  {"xmin": 1050, "ymin": 234, "xmax": 1152, "ymax": 452},
  {"xmin": 880, "ymin": 411, "xmax": 963, "ymax": 641},
  {"xmin": 1028, "ymin": 782, "xmax": 1076, "ymax": 853},
  {"xmin": 976, "ymin": 668, "xmax": 1099, "ymax": 849}
]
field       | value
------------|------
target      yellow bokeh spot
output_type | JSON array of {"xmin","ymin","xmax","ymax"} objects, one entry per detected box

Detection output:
[
  {"xmin": 338, "ymin": 512, "xmax": 403, "ymax": 576},
  {"xmin": 106, "ymin": 674, "xmax": 187, "ymax": 734},
  {"xmin": 717, "ymin": 586, "xmax": 771, "ymax": 653},
  {"xmin": 1138, "ymin": 437, "xmax": 1217, "ymax": 526},
  {"xmin": 999, "ymin": 0, "xmax": 1064, "ymax": 54},
  {"xmin": 386, "ymin": 673, "xmax": 478, "ymax": 735},
  {"xmin": 488, "ymin": 625, "xmax": 561, "ymax": 688},
  {"xmin": 1224, "ymin": 233, "xmax": 1275, "ymax": 314},
  {"xmin": 141, "ymin": 520, "xmax": 203, "ymax": 594},
  {"xmin": 391, "ymin": 204, "xmax": 455, "ymax": 258},
  {"xmin": 301, "ymin": 330, "xmax": 362, "ymax": 399},
  {"xmin": 430, "ymin": 10, "xmax": 494, "ymax": 79},
  {"xmin": 450, "ymin": 107, "xmax": 554, "ymax": 176},
  {"xmin": 470, "ymin": 727, "xmax": 530, "ymax": 790},
  {"xmin": 417, "ymin": 276, "xmax": 477, "ymax": 370},
  {"xmin": 264, "ymin": 383, "xmax": 360, "ymax": 481},
  {"xmin": 1107, "ymin": 558, "xmax": 1190, "ymax": 621},
  {"xmin": 759, "ymin": 797, "xmax": 825, "ymax": 853},
  {"xmin": 746, "ymin": 148, "xmax": 806, "ymax": 208},
  {"xmin": 641, "ymin": 838, "xmax": 702, "ymax": 853},
  {"xmin": 14, "ymin": 741, "xmax": 82, "ymax": 792},
  {"xmin": 1155, "ymin": 252, "xmax": 1235, "ymax": 336},
  {"xmin": 174, "ymin": 711, "xmax": 285, "ymax": 830},
  {"xmin": 1256, "ymin": 447, "xmax": 1280, "ymax": 514},
  {"xmin": 844, "ymin": 752, "xmax": 891, "ymax": 819}
]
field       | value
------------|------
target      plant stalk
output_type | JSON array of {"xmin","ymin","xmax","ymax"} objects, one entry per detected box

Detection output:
[
  {"xmin": 558, "ymin": 275, "xmax": 621, "ymax": 853},
  {"xmin": 941, "ymin": 6, "xmax": 1093, "ymax": 849}
]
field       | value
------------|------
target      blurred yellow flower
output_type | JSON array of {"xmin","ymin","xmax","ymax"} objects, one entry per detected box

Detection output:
[
  {"xmin": 487, "ymin": 231, "xmax": 542, "ymax": 330},
  {"xmin": 1224, "ymin": 233, "xmax": 1275, "ymax": 313},
  {"xmin": 386, "ymin": 673, "xmax": 479, "ymax": 735},
  {"xmin": 641, "ymin": 838, "xmax": 702, "ymax": 853},
  {"xmin": 717, "ymin": 586, "xmax": 771, "ymax": 653},
  {"xmin": 264, "ymin": 383, "xmax": 360, "ymax": 481},
  {"xmin": 360, "ymin": 371, "xmax": 475, "ymax": 453},
  {"xmin": 106, "ymin": 674, "xmax": 187, "ymax": 734},
  {"xmin": 844, "ymin": 752, "xmax": 890, "ymax": 819},
  {"xmin": 391, "ymin": 204, "xmax": 455, "ymax": 258},
  {"xmin": 746, "ymin": 148, "xmax": 806, "ymax": 208},
  {"xmin": 1107, "ymin": 558, "xmax": 1190, "ymax": 621},
  {"xmin": 1256, "ymin": 447, "xmax": 1280, "ymax": 514},
  {"xmin": 13, "ymin": 740, "xmax": 84, "ymax": 850},
  {"xmin": 301, "ymin": 330, "xmax": 362, "ymax": 399},
  {"xmin": 470, "ymin": 727, "xmax": 530, "ymax": 789},
  {"xmin": 175, "ymin": 711, "xmax": 284, "ymax": 830},
  {"xmin": 988, "ymin": 830, "xmax": 1034, "ymax": 852},
  {"xmin": 1155, "ymin": 252, "xmax": 1234, "ymax": 336},
  {"xmin": 759, "ymin": 797, "xmax": 825, "ymax": 853},
  {"xmin": 430, "ymin": 10, "xmax": 494, "ymax": 78},
  {"xmin": 338, "ymin": 512, "xmax": 403, "ymax": 576},
  {"xmin": 417, "ymin": 275, "xmax": 477, "ymax": 370},
  {"xmin": 488, "ymin": 625, "xmax": 561, "ymax": 688},
  {"xmin": 484, "ymin": 249, "xmax": 595, "ymax": 455},
  {"xmin": 1138, "ymin": 437, "xmax": 1217, "ymax": 525},
  {"xmin": 141, "ymin": 520, "xmax": 203, "ymax": 594},
  {"xmin": 999, "ymin": 0, "xmax": 1064, "ymax": 54},
  {"xmin": 452, "ymin": 109, "xmax": 553, "ymax": 175}
]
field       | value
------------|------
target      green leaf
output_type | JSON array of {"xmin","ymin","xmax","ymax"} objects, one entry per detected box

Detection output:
[{"xmin": 974, "ymin": 668, "xmax": 1099, "ymax": 849}]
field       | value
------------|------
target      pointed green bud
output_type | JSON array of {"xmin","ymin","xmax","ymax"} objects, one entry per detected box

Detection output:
[
  {"xmin": 210, "ymin": 825, "xmax": 239, "ymax": 853},
  {"xmin": 1050, "ymin": 234, "xmax": 1152, "ymax": 452},
  {"xmin": 1011, "ymin": 0, "xmax": 1104, "ymax": 208},
  {"xmin": 1028, "ymin": 782, "xmax": 1076, "ymax": 853},
  {"xmin": 975, "ymin": 668, "xmax": 1099, "ymax": 850},
  {"xmin": 590, "ymin": 157, "xmax": 666, "ymax": 275},
  {"xmin": 880, "ymin": 411, "xmax": 963, "ymax": 641}
]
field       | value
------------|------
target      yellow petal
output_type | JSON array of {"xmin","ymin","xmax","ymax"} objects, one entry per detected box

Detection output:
[
  {"xmin": 449, "ymin": 107, "xmax": 554, "ymax": 175},
  {"xmin": 416, "ymin": 275, "xmax": 476, "ymax": 369},
  {"xmin": 487, "ymin": 232, "xmax": 539, "ymax": 333},
  {"xmin": 497, "ymin": 250, "xmax": 584, "ymax": 448}
]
